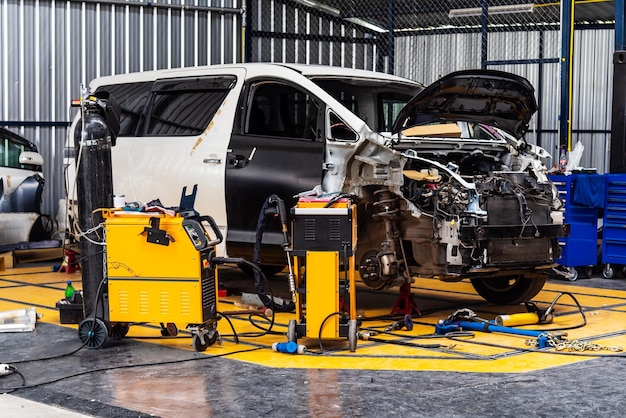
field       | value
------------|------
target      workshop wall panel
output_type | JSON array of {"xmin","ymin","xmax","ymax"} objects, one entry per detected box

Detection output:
[{"xmin": 0, "ymin": 0, "xmax": 243, "ymax": 217}]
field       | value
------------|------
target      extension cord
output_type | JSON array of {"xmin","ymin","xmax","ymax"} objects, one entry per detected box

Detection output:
[{"xmin": 0, "ymin": 364, "xmax": 11, "ymax": 376}]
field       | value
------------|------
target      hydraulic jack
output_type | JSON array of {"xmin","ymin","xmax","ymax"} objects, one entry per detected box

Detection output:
[{"xmin": 435, "ymin": 308, "xmax": 565, "ymax": 349}]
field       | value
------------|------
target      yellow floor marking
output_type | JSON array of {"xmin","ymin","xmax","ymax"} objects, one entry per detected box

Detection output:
[{"xmin": 1, "ymin": 270, "xmax": 625, "ymax": 373}]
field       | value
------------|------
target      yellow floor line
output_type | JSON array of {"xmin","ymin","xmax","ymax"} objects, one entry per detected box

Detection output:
[{"xmin": 1, "ymin": 270, "xmax": 625, "ymax": 373}]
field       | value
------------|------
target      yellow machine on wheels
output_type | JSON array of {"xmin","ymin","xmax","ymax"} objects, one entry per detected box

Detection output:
[
  {"xmin": 286, "ymin": 197, "xmax": 359, "ymax": 352},
  {"xmin": 77, "ymin": 187, "xmax": 224, "ymax": 352}
]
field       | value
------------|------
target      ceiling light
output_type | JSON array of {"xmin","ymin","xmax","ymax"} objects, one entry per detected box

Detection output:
[
  {"xmin": 345, "ymin": 17, "xmax": 388, "ymax": 33},
  {"xmin": 449, "ymin": 3, "xmax": 535, "ymax": 19}
]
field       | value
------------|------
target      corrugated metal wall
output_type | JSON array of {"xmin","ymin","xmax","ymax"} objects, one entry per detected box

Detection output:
[
  {"xmin": 0, "ymin": 0, "xmax": 243, "ymax": 217},
  {"xmin": 395, "ymin": 28, "xmax": 614, "ymax": 174},
  {"xmin": 0, "ymin": 0, "xmax": 616, "ymax": 219},
  {"xmin": 246, "ymin": 0, "xmax": 379, "ymax": 70}
]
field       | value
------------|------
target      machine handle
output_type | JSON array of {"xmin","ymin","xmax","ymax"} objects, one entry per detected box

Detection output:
[{"xmin": 197, "ymin": 215, "xmax": 223, "ymax": 247}]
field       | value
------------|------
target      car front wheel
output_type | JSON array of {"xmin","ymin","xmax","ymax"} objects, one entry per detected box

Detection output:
[{"xmin": 470, "ymin": 275, "xmax": 546, "ymax": 305}]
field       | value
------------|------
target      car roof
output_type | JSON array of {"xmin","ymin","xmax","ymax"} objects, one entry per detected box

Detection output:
[
  {"xmin": 89, "ymin": 62, "xmax": 422, "ymax": 89},
  {"xmin": 279, "ymin": 63, "xmax": 422, "ymax": 85}
]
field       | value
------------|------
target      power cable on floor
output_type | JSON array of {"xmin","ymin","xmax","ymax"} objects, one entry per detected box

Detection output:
[{"xmin": 0, "ymin": 347, "xmax": 261, "ymax": 394}]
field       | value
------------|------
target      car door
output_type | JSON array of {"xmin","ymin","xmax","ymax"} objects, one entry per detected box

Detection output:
[
  {"xmin": 225, "ymin": 80, "xmax": 324, "ymax": 262},
  {"xmin": 99, "ymin": 69, "xmax": 247, "ymax": 246}
]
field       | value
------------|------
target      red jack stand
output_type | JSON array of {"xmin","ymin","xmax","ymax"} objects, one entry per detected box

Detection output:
[
  {"xmin": 58, "ymin": 249, "xmax": 80, "ymax": 274},
  {"xmin": 390, "ymin": 282, "xmax": 420, "ymax": 317}
]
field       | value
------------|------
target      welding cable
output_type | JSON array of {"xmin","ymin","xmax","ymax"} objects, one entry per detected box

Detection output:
[
  {"xmin": 322, "ymin": 193, "xmax": 359, "ymax": 208},
  {"xmin": 68, "ymin": 249, "xmax": 106, "ymax": 269},
  {"xmin": 0, "ymin": 347, "xmax": 262, "ymax": 394},
  {"xmin": 533, "ymin": 291, "xmax": 587, "ymax": 332},
  {"xmin": 215, "ymin": 312, "xmax": 239, "ymax": 344},
  {"xmin": 357, "ymin": 326, "xmax": 474, "ymax": 350},
  {"xmin": 359, "ymin": 325, "xmax": 475, "ymax": 341},
  {"xmin": 0, "ymin": 365, "xmax": 26, "ymax": 389},
  {"xmin": 250, "ymin": 194, "xmax": 295, "ymax": 312},
  {"xmin": 316, "ymin": 312, "xmax": 344, "ymax": 353},
  {"xmin": 7, "ymin": 274, "xmax": 110, "ymax": 365},
  {"xmin": 361, "ymin": 336, "xmax": 449, "ymax": 350},
  {"xmin": 210, "ymin": 255, "xmax": 283, "ymax": 338}
]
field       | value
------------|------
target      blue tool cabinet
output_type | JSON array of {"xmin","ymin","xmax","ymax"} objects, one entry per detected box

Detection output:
[
  {"xmin": 548, "ymin": 174, "xmax": 600, "ymax": 280},
  {"xmin": 601, "ymin": 174, "xmax": 626, "ymax": 278}
]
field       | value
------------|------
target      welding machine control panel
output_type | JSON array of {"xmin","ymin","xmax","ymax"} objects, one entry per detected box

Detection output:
[{"xmin": 183, "ymin": 219, "xmax": 209, "ymax": 250}]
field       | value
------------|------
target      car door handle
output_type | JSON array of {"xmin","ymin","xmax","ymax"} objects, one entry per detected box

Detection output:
[{"xmin": 203, "ymin": 158, "xmax": 223, "ymax": 164}]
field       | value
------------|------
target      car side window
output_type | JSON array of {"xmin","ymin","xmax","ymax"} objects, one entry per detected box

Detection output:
[
  {"xmin": 0, "ymin": 133, "xmax": 35, "ymax": 169},
  {"xmin": 147, "ymin": 77, "xmax": 234, "ymax": 136},
  {"xmin": 246, "ymin": 82, "xmax": 319, "ymax": 141},
  {"xmin": 328, "ymin": 112, "xmax": 358, "ymax": 141},
  {"xmin": 96, "ymin": 76, "xmax": 236, "ymax": 137},
  {"xmin": 96, "ymin": 82, "xmax": 153, "ymax": 136}
]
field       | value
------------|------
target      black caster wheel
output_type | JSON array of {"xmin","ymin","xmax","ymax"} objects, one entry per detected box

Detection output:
[
  {"xmin": 567, "ymin": 267, "xmax": 578, "ymax": 282},
  {"xmin": 109, "ymin": 323, "xmax": 130, "ymax": 339},
  {"xmin": 603, "ymin": 264, "xmax": 615, "ymax": 279},
  {"xmin": 78, "ymin": 318, "xmax": 108, "ymax": 349},
  {"xmin": 160, "ymin": 322, "xmax": 178, "ymax": 336},
  {"xmin": 348, "ymin": 319, "xmax": 358, "ymax": 353},
  {"xmin": 192, "ymin": 329, "xmax": 218, "ymax": 352},
  {"xmin": 287, "ymin": 319, "xmax": 297, "ymax": 343}
]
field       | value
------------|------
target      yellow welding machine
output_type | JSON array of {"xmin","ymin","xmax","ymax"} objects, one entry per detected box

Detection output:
[{"xmin": 102, "ymin": 208, "xmax": 222, "ymax": 351}]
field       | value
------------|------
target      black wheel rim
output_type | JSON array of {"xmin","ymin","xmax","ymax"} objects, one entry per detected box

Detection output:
[
  {"xmin": 78, "ymin": 318, "xmax": 107, "ymax": 349},
  {"xmin": 109, "ymin": 323, "xmax": 129, "ymax": 339}
]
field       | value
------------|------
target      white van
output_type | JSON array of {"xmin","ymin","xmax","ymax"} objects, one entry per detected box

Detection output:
[{"xmin": 69, "ymin": 63, "xmax": 566, "ymax": 304}]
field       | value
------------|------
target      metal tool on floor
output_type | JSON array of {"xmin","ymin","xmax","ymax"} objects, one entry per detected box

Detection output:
[
  {"xmin": 77, "ymin": 185, "xmax": 224, "ymax": 352},
  {"xmin": 494, "ymin": 301, "xmax": 554, "ymax": 327},
  {"xmin": 435, "ymin": 308, "xmax": 565, "ymax": 349},
  {"xmin": 286, "ymin": 196, "xmax": 359, "ymax": 352},
  {"xmin": 384, "ymin": 314, "xmax": 414, "ymax": 332}
]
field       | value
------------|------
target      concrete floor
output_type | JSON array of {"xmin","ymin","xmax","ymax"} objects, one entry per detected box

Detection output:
[{"xmin": 2, "ymin": 265, "xmax": 626, "ymax": 417}]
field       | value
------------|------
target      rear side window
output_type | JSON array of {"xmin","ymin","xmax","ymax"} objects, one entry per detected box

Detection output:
[
  {"xmin": 96, "ymin": 75, "xmax": 236, "ymax": 137},
  {"xmin": 147, "ymin": 77, "xmax": 235, "ymax": 136},
  {"xmin": 96, "ymin": 82, "xmax": 153, "ymax": 136}
]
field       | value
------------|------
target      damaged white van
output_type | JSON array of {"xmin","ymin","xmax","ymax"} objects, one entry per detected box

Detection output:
[{"xmin": 70, "ymin": 63, "xmax": 567, "ymax": 305}]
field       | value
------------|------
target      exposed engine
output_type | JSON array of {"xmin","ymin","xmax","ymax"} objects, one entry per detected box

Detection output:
[{"xmin": 354, "ymin": 134, "xmax": 567, "ymax": 305}]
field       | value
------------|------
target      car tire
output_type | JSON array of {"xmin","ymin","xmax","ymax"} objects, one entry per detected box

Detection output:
[{"xmin": 469, "ymin": 275, "xmax": 546, "ymax": 305}]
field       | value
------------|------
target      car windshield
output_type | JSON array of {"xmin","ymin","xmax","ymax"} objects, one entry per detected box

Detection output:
[{"xmin": 309, "ymin": 78, "xmax": 420, "ymax": 133}]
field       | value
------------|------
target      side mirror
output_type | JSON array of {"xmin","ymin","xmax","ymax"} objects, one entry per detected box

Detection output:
[{"xmin": 19, "ymin": 151, "xmax": 44, "ymax": 166}]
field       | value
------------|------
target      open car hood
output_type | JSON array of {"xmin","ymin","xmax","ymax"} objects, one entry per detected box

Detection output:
[{"xmin": 392, "ymin": 70, "xmax": 537, "ymax": 139}]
